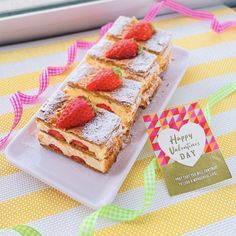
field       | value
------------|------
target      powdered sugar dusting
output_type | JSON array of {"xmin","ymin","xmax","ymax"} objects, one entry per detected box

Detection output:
[
  {"xmin": 70, "ymin": 110, "xmax": 122, "ymax": 145},
  {"xmin": 107, "ymin": 16, "xmax": 132, "ymax": 36},
  {"xmin": 67, "ymin": 60, "xmax": 95, "ymax": 83},
  {"xmin": 127, "ymin": 50, "xmax": 157, "ymax": 73},
  {"xmin": 86, "ymin": 38, "xmax": 111, "ymax": 58},
  {"xmin": 109, "ymin": 79, "xmax": 142, "ymax": 105},
  {"xmin": 37, "ymin": 90, "xmax": 66, "ymax": 122},
  {"xmin": 144, "ymin": 30, "xmax": 172, "ymax": 53}
]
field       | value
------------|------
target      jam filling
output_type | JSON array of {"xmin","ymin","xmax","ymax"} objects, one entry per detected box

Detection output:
[
  {"xmin": 49, "ymin": 144, "xmax": 63, "ymax": 154},
  {"xmin": 71, "ymin": 155, "xmax": 86, "ymax": 164},
  {"xmin": 48, "ymin": 129, "xmax": 65, "ymax": 141},
  {"xmin": 70, "ymin": 140, "xmax": 89, "ymax": 151},
  {"xmin": 96, "ymin": 103, "xmax": 114, "ymax": 113}
]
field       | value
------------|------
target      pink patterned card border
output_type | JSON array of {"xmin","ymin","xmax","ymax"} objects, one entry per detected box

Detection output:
[{"xmin": 143, "ymin": 102, "xmax": 219, "ymax": 166}]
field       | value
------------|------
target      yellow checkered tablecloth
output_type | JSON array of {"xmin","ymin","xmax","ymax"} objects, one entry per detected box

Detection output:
[{"xmin": 1, "ymin": 5, "xmax": 236, "ymax": 236}]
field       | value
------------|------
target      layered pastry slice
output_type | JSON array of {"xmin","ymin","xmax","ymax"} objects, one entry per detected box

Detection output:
[
  {"xmin": 36, "ymin": 90, "xmax": 123, "ymax": 173},
  {"xmin": 86, "ymin": 37, "xmax": 161, "ymax": 107},
  {"xmin": 64, "ymin": 60, "xmax": 142, "ymax": 132},
  {"xmin": 106, "ymin": 16, "xmax": 172, "ymax": 72}
]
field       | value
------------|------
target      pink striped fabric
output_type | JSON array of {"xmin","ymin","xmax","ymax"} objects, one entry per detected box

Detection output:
[{"xmin": 1, "ymin": 1, "xmax": 236, "ymax": 149}]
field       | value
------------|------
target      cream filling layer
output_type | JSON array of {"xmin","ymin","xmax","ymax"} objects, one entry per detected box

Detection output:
[
  {"xmin": 140, "ymin": 76, "xmax": 161, "ymax": 107},
  {"xmin": 64, "ymin": 86, "xmax": 140, "ymax": 129},
  {"xmin": 38, "ymin": 131, "xmax": 116, "ymax": 173},
  {"xmin": 37, "ymin": 120, "xmax": 114, "ymax": 160},
  {"xmin": 157, "ymin": 44, "xmax": 173, "ymax": 71}
]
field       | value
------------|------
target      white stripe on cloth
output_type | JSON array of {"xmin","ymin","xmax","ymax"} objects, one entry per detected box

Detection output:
[
  {"xmin": 189, "ymin": 40, "xmax": 236, "ymax": 66},
  {"xmin": 0, "ymin": 172, "xmax": 48, "ymax": 202},
  {"xmin": 0, "ymin": 230, "xmax": 19, "ymax": 236},
  {"xmin": 186, "ymin": 216, "xmax": 236, "ymax": 236},
  {"xmin": 0, "ymin": 51, "xmax": 86, "ymax": 80}
]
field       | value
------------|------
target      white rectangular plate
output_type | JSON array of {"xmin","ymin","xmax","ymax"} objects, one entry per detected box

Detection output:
[{"xmin": 5, "ymin": 46, "xmax": 189, "ymax": 209}]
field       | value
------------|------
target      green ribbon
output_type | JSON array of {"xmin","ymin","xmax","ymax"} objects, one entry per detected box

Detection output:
[
  {"xmin": 12, "ymin": 225, "xmax": 42, "ymax": 236},
  {"xmin": 204, "ymin": 80, "xmax": 236, "ymax": 124},
  {"xmin": 1, "ymin": 81, "xmax": 235, "ymax": 236}
]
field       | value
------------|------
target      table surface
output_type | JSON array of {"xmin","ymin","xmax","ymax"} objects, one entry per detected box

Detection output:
[{"xmin": 0, "ymin": 5, "xmax": 236, "ymax": 236}]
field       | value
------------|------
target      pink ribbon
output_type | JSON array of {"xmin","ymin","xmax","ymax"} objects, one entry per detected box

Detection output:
[
  {"xmin": 1, "ymin": 1, "xmax": 236, "ymax": 149},
  {"xmin": 145, "ymin": 0, "xmax": 236, "ymax": 32}
]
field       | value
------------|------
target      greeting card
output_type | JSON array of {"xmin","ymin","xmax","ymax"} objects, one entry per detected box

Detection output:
[{"xmin": 143, "ymin": 102, "xmax": 232, "ymax": 195}]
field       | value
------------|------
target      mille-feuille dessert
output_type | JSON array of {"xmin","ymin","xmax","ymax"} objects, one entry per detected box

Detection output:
[
  {"xmin": 36, "ymin": 17, "xmax": 173, "ymax": 173},
  {"xmin": 86, "ymin": 37, "xmax": 161, "ymax": 107},
  {"xmin": 106, "ymin": 16, "xmax": 172, "ymax": 72},
  {"xmin": 64, "ymin": 60, "xmax": 142, "ymax": 132},
  {"xmin": 36, "ymin": 90, "xmax": 123, "ymax": 173}
]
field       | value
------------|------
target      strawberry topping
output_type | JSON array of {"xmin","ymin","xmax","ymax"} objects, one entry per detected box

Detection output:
[
  {"xmin": 48, "ymin": 129, "xmax": 65, "ymax": 141},
  {"xmin": 70, "ymin": 140, "xmax": 89, "ymax": 151},
  {"xmin": 105, "ymin": 39, "xmax": 139, "ymax": 59},
  {"xmin": 86, "ymin": 68, "xmax": 122, "ymax": 92},
  {"xmin": 56, "ymin": 97, "xmax": 96, "ymax": 129},
  {"xmin": 96, "ymin": 103, "xmax": 114, "ymax": 113},
  {"xmin": 71, "ymin": 155, "xmax": 86, "ymax": 164},
  {"xmin": 124, "ymin": 20, "xmax": 153, "ymax": 41},
  {"xmin": 49, "ymin": 144, "xmax": 63, "ymax": 154}
]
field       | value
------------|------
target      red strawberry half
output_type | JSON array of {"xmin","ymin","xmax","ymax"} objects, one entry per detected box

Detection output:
[
  {"xmin": 48, "ymin": 129, "xmax": 65, "ymax": 141},
  {"xmin": 71, "ymin": 155, "xmax": 86, "ymax": 164},
  {"xmin": 105, "ymin": 39, "xmax": 139, "ymax": 59},
  {"xmin": 70, "ymin": 140, "xmax": 89, "ymax": 151},
  {"xmin": 96, "ymin": 103, "xmax": 114, "ymax": 113},
  {"xmin": 124, "ymin": 20, "xmax": 153, "ymax": 41},
  {"xmin": 56, "ymin": 97, "xmax": 96, "ymax": 129},
  {"xmin": 49, "ymin": 144, "xmax": 63, "ymax": 154},
  {"xmin": 86, "ymin": 67, "xmax": 122, "ymax": 92}
]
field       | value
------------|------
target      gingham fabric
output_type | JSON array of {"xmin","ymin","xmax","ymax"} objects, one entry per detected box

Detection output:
[
  {"xmin": 12, "ymin": 225, "xmax": 42, "ymax": 236},
  {"xmin": 1, "ymin": 5, "xmax": 236, "ymax": 236}
]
